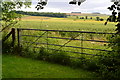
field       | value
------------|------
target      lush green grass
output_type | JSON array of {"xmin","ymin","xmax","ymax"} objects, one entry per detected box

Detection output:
[{"xmin": 2, "ymin": 54, "xmax": 97, "ymax": 78}]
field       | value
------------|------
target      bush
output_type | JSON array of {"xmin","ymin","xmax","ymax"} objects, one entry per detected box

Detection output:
[
  {"xmin": 36, "ymin": 47, "xmax": 71, "ymax": 65},
  {"xmin": 48, "ymin": 51, "xmax": 71, "ymax": 65},
  {"xmin": 99, "ymin": 18, "xmax": 104, "ymax": 21},
  {"xmin": 59, "ymin": 32, "xmax": 79, "ymax": 38},
  {"xmin": 98, "ymin": 55, "xmax": 120, "ymax": 79},
  {"xmin": 37, "ymin": 47, "xmax": 50, "ymax": 60},
  {"xmin": 2, "ymin": 41, "xmax": 13, "ymax": 54},
  {"xmin": 96, "ymin": 17, "xmax": 100, "ymax": 21},
  {"xmin": 85, "ymin": 59, "xmax": 99, "ymax": 71},
  {"xmin": 59, "ymin": 32, "xmax": 67, "ymax": 37},
  {"xmin": 70, "ymin": 58, "xmax": 85, "ymax": 68},
  {"xmin": 97, "ymin": 34, "xmax": 120, "ymax": 79}
]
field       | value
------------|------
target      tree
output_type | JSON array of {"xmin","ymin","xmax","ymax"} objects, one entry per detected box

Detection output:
[
  {"xmin": 1, "ymin": 0, "xmax": 31, "ymax": 31},
  {"xmin": 104, "ymin": 1, "xmax": 120, "ymax": 34},
  {"xmin": 90, "ymin": 17, "xmax": 92, "ymax": 19},
  {"xmin": 99, "ymin": 1, "xmax": 120, "ymax": 79},
  {"xmin": 76, "ymin": 16, "xmax": 79, "ymax": 19},
  {"xmin": 96, "ymin": 17, "xmax": 100, "ymax": 21},
  {"xmin": 85, "ymin": 16, "xmax": 88, "ymax": 19},
  {"xmin": 99, "ymin": 18, "xmax": 104, "ymax": 21}
]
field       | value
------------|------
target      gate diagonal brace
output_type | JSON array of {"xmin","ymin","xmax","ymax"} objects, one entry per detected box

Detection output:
[
  {"xmin": 57, "ymin": 33, "xmax": 81, "ymax": 50},
  {"xmin": 26, "ymin": 31, "xmax": 47, "ymax": 48}
]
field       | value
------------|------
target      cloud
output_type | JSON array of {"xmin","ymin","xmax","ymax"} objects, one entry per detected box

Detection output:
[{"xmin": 19, "ymin": 0, "xmax": 113, "ymax": 14}]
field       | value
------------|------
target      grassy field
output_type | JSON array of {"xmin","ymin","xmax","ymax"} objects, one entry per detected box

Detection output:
[
  {"xmin": 2, "ymin": 54, "xmax": 97, "ymax": 78},
  {"xmin": 16, "ymin": 15, "xmax": 116, "ymax": 33},
  {"xmin": 2, "ymin": 15, "xmax": 116, "ymax": 78},
  {"xmin": 14, "ymin": 15, "xmax": 115, "ymax": 57}
]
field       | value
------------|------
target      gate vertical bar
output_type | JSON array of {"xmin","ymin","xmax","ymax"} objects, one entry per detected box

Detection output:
[
  {"xmin": 17, "ymin": 28, "xmax": 21, "ymax": 55},
  {"xmin": 81, "ymin": 33, "xmax": 83, "ymax": 53},
  {"xmin": 46, "ymin": 31, "xmax": 48, "ymax": 50}
]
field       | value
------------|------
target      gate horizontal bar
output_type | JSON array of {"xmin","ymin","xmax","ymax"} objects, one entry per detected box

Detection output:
[
  {"xmin": 17, "ymin": 28, "xmax": 115, "ymax": 34},
  {"xmin": 21, "ymin": 35, "xmax": 110, "ymax": 43},
  {"xmin": 23, "ymin": 41, "xmax": 112, "ymax": 52},
  {"xmin": 34, "ymin": 46, "xmax": 102, "ymax": 56}
]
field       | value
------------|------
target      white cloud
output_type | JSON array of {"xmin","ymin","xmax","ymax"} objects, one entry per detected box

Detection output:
[
  {"xmin": 47, "ymin": 0, "xmax": 70, "ymax": 2},
  {"xmin": 38, "ymin": 7, "xmax": 62, "ymax": 12},
  {"xmin": 18, "ymin": 0, "xmax": 114, "ymax": 14}
]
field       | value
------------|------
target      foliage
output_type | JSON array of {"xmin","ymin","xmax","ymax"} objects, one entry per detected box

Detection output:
[
  {"xmin": 80, "ymin": 17, "xmax": 84, "ymax": 19},
  {"xmin": 2, "ymin": 0, "xmax": 120, "ymax": 79},
  {"xmin": 96, "ymin": 17, "xmax": 104, "ymax": 21},
  {"xmin": 16, "ymin": 11, "xmax": 67, "ymax": 18},
  {"xmin": 85, "ymin": 16, "xmax": 88, "ymax": 19},
  {"xmin": 98, "ymin": 48, "xmax": 120, "ymax": 79},
  {"xmin": 96, "ymin": 2, "xmax": 120, "ymax": 79},
  {"xmin": 1, "ymin": 0, "xmax": 31, "ymax": 31},
  {"xmin": 2, "ymin": 41, "xmax": 13, "ymax": 54},
  {"xmin": 35, "ymin": 0, "xmax": 47, "ymax": 10},
  {"xmin": 105, "ymin": 2, "xmax": 120, "ymax": 34},
  {"xmin": 48, "ymin": 51, "xmax": 71, "ymax": 65},
  {"xmin": 34, "ymin": 47, "xmax": 71, "ymax": 65},
  {"xmin": 37, "ymin": 47, "xmax": 49, "ymax": 60},
  {"xmin": 96, "ymin": 17, "xmax": 100, "ymax": 21},
  {"xmin": 109, "ymin": 35, "xmax": 120, "ymax": 53}
]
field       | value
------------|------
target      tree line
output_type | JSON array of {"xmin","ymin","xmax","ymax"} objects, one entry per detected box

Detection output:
[
  {"xmin": 75, "ymin": 16, "xmax": 104, "ymax": 21},
  {"xmin": 15, "ymin": 11, "xmax": 67, "ymax": 18}
]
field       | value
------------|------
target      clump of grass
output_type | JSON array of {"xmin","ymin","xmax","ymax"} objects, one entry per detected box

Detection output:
[
  {"xmin": 36, "ymin": 47, "xmax": 71, "ymax": 65},
  {"xmin": 20, "ymin": 46, "xmax": 99, "ymax": 72},
  {"xmin": 48, "ymin": 51, "xmax": 71, "ymax": 65}
]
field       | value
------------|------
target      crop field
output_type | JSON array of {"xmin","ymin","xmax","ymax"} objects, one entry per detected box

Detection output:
[
  {"xmin": 16, "ymin": 15, "xmax": 116, "ymax": 32},
  {"xmin": 14, "ymin": 15, "xmax": 116, "ymax": 60}
]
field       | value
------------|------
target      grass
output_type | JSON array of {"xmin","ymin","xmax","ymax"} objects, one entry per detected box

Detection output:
[
  {"xmin": 2, "ymin": 15, "xmax": 115, "ymax": 79},
  {"xmin": 2, "ymin": 54, "xmax": 97, "ymax": 78},
  {"xmin": 11, "ymin": 15, "xmax": 115, "ymax": 58},
  {"xmin": 67, "ymin": 14, "xmax": 109, "ymax": 20},
  {"xmin": 20, "ymin": 28, "xmax": 112, "ymax": 57},
  {"xmin": 15, "ymin": 15, "xmax": 116, "ymax": 33}
]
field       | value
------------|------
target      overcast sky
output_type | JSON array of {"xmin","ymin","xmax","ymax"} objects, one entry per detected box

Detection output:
[{"xmin": 19, "ymin": 0, "xmax": 113, "ymax": 14}]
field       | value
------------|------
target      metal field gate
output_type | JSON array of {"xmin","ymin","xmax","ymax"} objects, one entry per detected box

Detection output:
[{"xmin": 17, "ymin": 28, "xmax": 115, "ymax": 58}]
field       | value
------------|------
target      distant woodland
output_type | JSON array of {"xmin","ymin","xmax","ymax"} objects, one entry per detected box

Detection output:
[{"xmin": 16, "ymin": 11, "xmax": 67, "ymax": 18}]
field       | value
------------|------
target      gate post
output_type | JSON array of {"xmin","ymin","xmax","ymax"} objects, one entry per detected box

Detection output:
[{"xmin": 17, "ymin": 28, "xmax": 21, "ymax": 55}]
